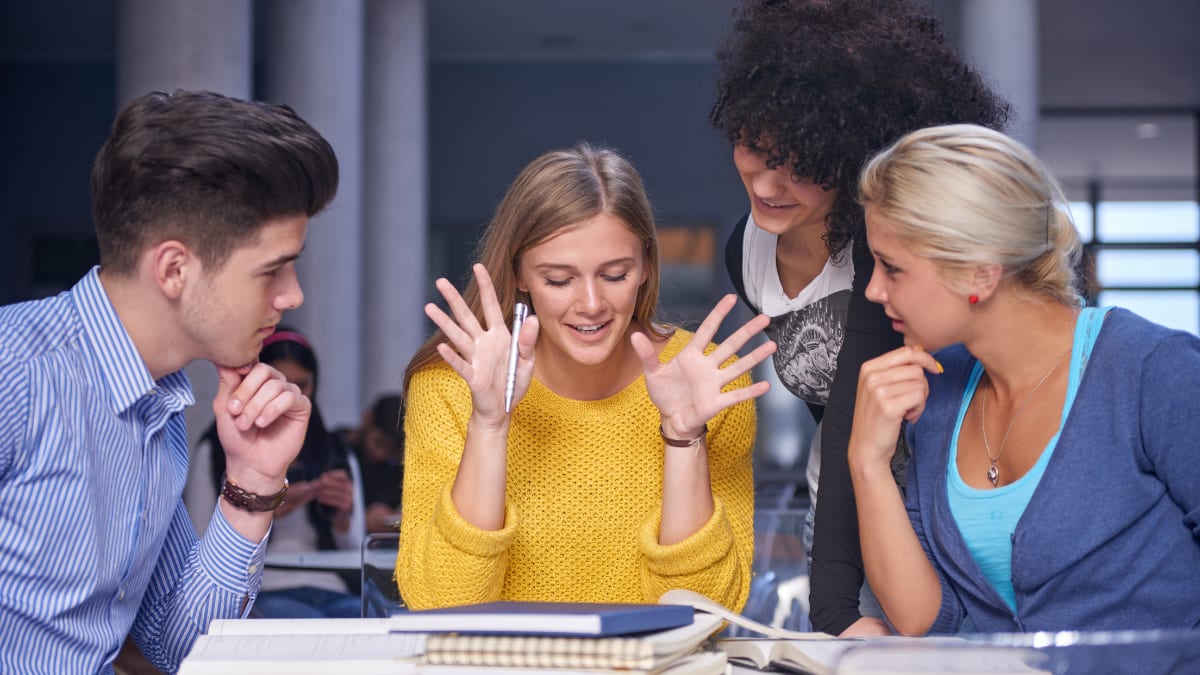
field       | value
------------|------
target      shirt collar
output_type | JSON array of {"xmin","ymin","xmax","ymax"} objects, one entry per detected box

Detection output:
[{"xmin": 71, "ymin": 266, "xmax": 195, "ymax": 415}]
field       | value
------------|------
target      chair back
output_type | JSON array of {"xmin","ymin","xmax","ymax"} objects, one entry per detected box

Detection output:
[{"xmin": 360, "ymin": 531, "xmax": 404, "ymax": 617}]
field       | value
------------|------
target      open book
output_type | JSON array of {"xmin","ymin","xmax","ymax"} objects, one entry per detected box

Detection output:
[
  {"xmin": 657, "ymin": 588, "xmax": 844, "ymax": 674},
  {"xmin": 657, "ymin": 589, "xmax": 1050, "ymax": 675},
  {"xmin": 177, "ymin": 631, "xmax": 424, "ymax": 675}
]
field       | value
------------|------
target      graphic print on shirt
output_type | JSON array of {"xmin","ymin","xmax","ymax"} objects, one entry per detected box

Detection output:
[{"xmin": 765, "ymin": 290, "xmax": 850, "ymax": 404}]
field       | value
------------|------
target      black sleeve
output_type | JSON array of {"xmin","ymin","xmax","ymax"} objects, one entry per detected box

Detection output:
[
  {"xmin": 724, "ymin": 213, "xmax": 758, "ymax": 312},
  {"xmin": 808, "ymin": 247, "xmax": 904, "ymax": 634}
]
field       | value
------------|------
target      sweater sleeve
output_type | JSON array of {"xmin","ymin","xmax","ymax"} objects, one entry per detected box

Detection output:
[
  {"xmin": 903, "ymin": 420, "xmax": 966, "ymax": 635},
  {"xmin": 395, "ymin": 367, "xmax": 520, "ymax": 609},
  {"xmin": 724, "ymin": 213, "xmax": 757, "ymax": 312},
  {"xmin": 808, "ymin": 248, "xmax": 904, "ymax": 634},
  {"xmin": 1139, "ymin": 332, "xmax": 1200, "ymax": 540},
  {"xmin": 637, "ymin": 370, "xmax": 757, "ymax": 612}
]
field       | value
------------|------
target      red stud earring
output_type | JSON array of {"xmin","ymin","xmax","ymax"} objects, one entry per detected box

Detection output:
[{"xmin": 968, "ymin": 294, "xmax": 980, "ymax": 305}]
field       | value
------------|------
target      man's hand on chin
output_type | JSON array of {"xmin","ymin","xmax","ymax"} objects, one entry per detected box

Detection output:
[{"xmin": 211, "ymin": 361, "xmax": 310, "ymax": 494}]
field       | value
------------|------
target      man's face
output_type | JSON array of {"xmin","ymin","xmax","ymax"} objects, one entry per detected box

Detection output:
[{"xmin": 181, "ymin": 215, "xmax": 308, "ymax": 368}]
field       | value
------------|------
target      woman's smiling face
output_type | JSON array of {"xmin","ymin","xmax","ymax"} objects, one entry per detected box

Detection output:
[
  {"xmin": 515, "ymin": 212, "xmax": 648, "ymax": 377},
  {"xmin": 733, "ymin": 144, "xmax": 838, "ymax": 237}
]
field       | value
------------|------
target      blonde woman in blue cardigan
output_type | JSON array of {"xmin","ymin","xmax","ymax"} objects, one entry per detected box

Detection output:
[{"xmin": 849, "ymin": 124, "xmax": 1200, "ymax": 635}]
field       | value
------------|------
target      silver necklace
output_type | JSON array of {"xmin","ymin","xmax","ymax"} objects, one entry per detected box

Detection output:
[{"xmin": 980, "ymin": 348, "xmax": 1071, "ymax": 487}]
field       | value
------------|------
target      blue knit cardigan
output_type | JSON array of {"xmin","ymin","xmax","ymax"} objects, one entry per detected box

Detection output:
[{"xmin": 905, "ymin": 308, "xmax": 1200, "ymax": 634}]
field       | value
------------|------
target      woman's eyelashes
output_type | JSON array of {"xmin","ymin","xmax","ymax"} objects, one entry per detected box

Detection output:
[
  {"xmin": 541, "ymin": 272, "xmax": 630, "ymax": 287},
  {"xmin": 876, "ymin": 257, "xmax": 901, "ymax": 276}
]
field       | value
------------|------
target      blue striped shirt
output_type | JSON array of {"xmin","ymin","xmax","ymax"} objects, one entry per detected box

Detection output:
[{"xmin": 0, "ymin": 267, "xmax": 270, "ymax": 674}]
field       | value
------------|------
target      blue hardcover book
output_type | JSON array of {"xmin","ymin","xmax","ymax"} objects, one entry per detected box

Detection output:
[{"xmin": 387, "ymin": 601, "xmax": 694, "ymax": 637}]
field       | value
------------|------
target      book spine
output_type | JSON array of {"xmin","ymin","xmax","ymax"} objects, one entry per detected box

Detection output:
[{"xmin": 423, "ymin": 634, "xmax": 655, "ymax": 669}]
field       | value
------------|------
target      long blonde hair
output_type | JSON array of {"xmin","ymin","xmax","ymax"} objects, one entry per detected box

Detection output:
[
  {"xmin": 859, "ymin": 124, "xmax": 1083, "ymax": 306},
  {"xmin": 404, "ymin": 142, "xmax": 667, "ymax": 392}
]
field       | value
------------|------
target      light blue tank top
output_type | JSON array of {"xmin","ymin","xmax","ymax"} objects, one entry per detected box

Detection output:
[{"xmin": 947, "ymin": 307, "xmax": 1110, "ymax": 611}]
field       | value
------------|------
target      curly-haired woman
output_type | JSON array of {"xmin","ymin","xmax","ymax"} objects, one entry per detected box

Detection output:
[{"xmin": 710, "ymin": 0, "xmax": 1009, "ymax": 636}]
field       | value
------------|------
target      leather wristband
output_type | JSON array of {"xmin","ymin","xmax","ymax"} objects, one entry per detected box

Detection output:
[
  {"xmin": 660, "ymin": 424, "xmax": 707, "ymax": 448},
  {"xmin": 220, "ymin": 473, "xmax": 288, "ymax": 512}
]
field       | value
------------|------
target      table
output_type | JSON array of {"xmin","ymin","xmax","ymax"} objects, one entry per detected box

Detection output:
[{"xmin": 263, "ymin": 550, "xmax": 362, "ymax": 572}]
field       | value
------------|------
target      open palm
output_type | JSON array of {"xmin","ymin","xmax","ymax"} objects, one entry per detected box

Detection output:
[{"xmin": 633, "ymin": 294, "xmax": 775, "ymax": 438}]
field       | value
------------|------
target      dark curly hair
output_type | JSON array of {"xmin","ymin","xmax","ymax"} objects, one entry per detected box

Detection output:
[{"xmin": 710, "ymin": 0, "xmax": 1010, "ymax": 260}]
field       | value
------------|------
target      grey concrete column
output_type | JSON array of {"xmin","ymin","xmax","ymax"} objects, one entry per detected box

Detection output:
[
  {"xmin": 116, "ymin": 0, "xmax": 253, "ymax": 463},
  {"xmin": 262, "ymin": 0, "xmax": 366, "ymax": 428},
  {"xmin": 116, "ymin": 0, "xmax": 252, "ymax": 104},
  {"xmin": 961, "ymin": 0, "xmax": 1039, "ymax": 148},
  {"xmin": 362, "ymin": 0, "xmax": 428, "ymax": 406}
]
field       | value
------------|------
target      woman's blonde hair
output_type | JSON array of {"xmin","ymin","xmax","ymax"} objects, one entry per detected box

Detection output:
[
  {"xmin": 858, "ymin": 123, "xmax": 1083, "ymax": 306},
  {"xmin": 404, "ymin": 142, "xmax": 666, "ymax": 391}
]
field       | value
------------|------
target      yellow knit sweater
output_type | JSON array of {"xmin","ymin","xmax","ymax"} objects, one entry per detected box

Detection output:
[{"xmin": 396, "ymin": 329, "xmax": 756, "ymax": 611}]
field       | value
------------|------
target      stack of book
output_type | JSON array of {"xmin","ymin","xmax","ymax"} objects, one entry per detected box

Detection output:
[{"xmin": 178, "ymin": 599, "xmax": 727, "ymax": 674}]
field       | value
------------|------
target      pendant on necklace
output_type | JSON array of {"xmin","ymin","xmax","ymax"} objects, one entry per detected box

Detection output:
[{"xmin": 987, "ymin": 463, "xmax": 999, "ymax": 487}]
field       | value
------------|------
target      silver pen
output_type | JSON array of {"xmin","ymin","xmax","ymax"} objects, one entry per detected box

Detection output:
[{"xmin": 504, "ymin": 302, "xmax": 529, "ymax": 413}]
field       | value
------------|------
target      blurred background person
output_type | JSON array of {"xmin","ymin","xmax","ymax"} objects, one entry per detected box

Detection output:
[{"xmin": 356, "ymin": 394, "xmax": 405, "ymax": 533}]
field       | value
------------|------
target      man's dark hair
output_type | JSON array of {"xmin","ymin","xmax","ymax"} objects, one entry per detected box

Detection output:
[
  {"xmin": 91, "ymin": 89, "xmax": 339, "ymax": 274},
  {"xmin": 710, "ymin": 0, "xmax": 1010, "ymax": 260}
]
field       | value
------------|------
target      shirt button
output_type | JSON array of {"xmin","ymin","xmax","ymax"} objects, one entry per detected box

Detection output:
[
  {"xmin": 117, "ymin": 589, "xmax": 125, "ymax": 601},
  {"xmin": 248, "ymin": 563, "xmax": 258, "ymax": 574}
]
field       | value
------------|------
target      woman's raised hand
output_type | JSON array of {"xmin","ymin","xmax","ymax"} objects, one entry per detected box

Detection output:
[
  {"xmin": 848, "ymin": 345, "xmax": 942, "ymax": 471},
  {"xmin": 631, "ymin": 294, "xmax": 776, "ymax": 440},
  {"xmin": 425, "ymin": 264, "xmax": 539, "ymax": 424}
]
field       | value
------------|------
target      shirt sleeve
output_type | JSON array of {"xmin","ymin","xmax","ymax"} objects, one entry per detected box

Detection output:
[
  {"xmin": 395, "ymin": 369, "xmax": 519, "ymax": 610},
  {"xmin": 183, "ymin": 438, "xmax": 218, "ymax": 536},
  {"xmin": 724, "ymin": 213, "xmax": 758, "ymax": 312},
  {"xmin": 128, "ymin": 499, "xmax": 268, "ymax": 671},
  {"xmin": 636, "ymin": 370, "xmax": 757, "ymax": 612},
  {"xmin": 809, "ymin": 248, "xmax": 904, "ymax": 634},
  {"xmin": 0, "ymin": 359, "xmax": 28, "ymax": 481}
]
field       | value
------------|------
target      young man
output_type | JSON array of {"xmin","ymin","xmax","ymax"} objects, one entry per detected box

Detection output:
[{"xmin": 0, "ymin": 90, "xmax": 339, "ymax": 673}]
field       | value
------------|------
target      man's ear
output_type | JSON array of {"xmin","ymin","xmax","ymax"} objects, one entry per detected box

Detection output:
[
  {"xmin": 148, "ymin": 240, "xmax": 194, "ymax": 300},
  {"xmin": 970, "ymin": 263, "xmax": 1004, "ymax": 303}
]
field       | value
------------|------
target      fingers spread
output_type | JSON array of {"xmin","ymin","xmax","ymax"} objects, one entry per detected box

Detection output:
[
  {"xmin": 473, "ymin": 264, "xmax": 507, "ymax": 331},
  {"xmin": 715, "ymin": 340, "xmax": 777, "ymax": 385},
  {"xmin": 629, "ymin": 330, "xmax": 660, "ymax": 371},
  {"xmin": 690, "ymin": 294, "xmax": 739, "ymax": 346},
  {"xmin": 435, "ymin": 277, "xmax": 483, "ymax": 338},
  {"xmin": 426, "ymin": 302, "xmax": 474, "ymax": 360}
]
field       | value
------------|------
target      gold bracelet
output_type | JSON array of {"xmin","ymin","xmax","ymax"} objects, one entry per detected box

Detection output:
[{"xmin": 659, "ymin": 424, "xmax": 707, "ymax": 448}]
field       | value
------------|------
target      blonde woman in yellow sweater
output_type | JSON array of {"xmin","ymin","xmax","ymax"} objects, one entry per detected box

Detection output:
[{"xmin": 398, "ymin": 143, "xmax": 776, "ymax": 611}]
